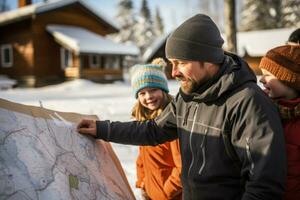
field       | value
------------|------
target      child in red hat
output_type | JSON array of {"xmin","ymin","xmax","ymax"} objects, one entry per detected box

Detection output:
[{"xmin": 259, "ymin": 45, "xmax": 300, "ymax": 200}]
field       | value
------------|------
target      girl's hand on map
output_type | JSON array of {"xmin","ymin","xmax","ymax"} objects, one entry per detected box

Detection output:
[{"xmin": 77, "ymin": 119, "xmax": 97, "ymax": 137}]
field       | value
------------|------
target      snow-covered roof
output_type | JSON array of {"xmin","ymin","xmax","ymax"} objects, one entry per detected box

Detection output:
[
  {"xmin": 235, "ymin": 28, "xmax": 296, "ymax": 57},
  {"xmin": 46, "ymin": 24, "xmax": 139, "ymax": 55},
  {"xmin": 0, "ymin": 0, "xmax": 119, "ymax": 31},
  {"xmin": 143, "ymin": 28, "xmax": 297, "ymax": 62}
]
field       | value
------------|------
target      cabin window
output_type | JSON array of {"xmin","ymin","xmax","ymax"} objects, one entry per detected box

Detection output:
[
  {"xmin": 105, "ymin": 56, "xmax": 120, "ymax": 70},
  {"xmin": 113, "ymin": 57, "xmax": 120, "ymax": 69},
  {"xmin": 1, "ymin": 44, "xmax": 13, "ymax": 68},
  {"xmin": 60, "ymin": 48, "xmax": 72, "ymax": 69},
  {"xmin": 89, "ymin": 55, "xmax": 100, "ymax": 68}
]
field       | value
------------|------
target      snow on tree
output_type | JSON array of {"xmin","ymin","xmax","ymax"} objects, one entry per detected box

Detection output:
[
  {"xmin": 240, "ymin": 0, "xmax": 282, "ymax": 31},
  {"xmin": 240, "ymin": 0, "xmax": 299, "ymax": 31},
  {"xmin": 281, "ymin": 0, "xmax": 300, "ymax": 27},
  {"xmin": 268, "ymin": 0, "xmax": 283, "ymax": 28},
  {"xmin": 153, "ymin": 6, "xmax": 164, "ymax": 36},
  {"xmin": 112, "ymin": 0, "xmax": 137, "ymax": 44},
  {"xmin": 197, "ymin": 0, "xmax": 221, "ymax": 28},
  {"xmin": 140, "ymin": 0, "xmax": 151, "ymax": 19},
  {"xmin": 134, "ymin": 0, "xmax": 155, "ymax": 54}
]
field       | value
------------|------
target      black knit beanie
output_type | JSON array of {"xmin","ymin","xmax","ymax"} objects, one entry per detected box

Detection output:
[{"xmin": 166, "ymin": 14, "xmax": 224, "ymax": 63}]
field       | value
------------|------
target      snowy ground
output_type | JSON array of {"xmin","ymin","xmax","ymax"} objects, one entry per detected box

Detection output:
[
  {"xmin": 0, "ymin": 75, "xmax": 17, "ymax": 90},
  {"xmin": 0, "ymin": 79, "xmax": 180, "ymax": 199}
]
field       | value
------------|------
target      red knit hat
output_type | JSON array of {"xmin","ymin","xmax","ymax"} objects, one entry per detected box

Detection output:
[{"xmin": 259, "ymin": 45, "xmax": 300, "ymax": 91}]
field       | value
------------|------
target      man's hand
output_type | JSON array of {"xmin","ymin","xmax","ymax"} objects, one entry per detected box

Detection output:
[{"xmin": 77, "ymin": 119, "xmax": 97, "ymax": 137}]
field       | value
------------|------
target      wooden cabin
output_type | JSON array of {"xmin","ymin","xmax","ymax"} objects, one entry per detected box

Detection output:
[
  {"xmin": 0, "ymin": 0, "xmax": 139, "ymax": 87},
  {"xmin": 143, "ymin": 28, "xmax": 296, "ymax": 77}
]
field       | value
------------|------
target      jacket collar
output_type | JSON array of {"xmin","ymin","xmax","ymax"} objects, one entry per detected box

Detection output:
[{"xmin": 180, "ymin": 52, "xmax": 257, "ymax": 103}]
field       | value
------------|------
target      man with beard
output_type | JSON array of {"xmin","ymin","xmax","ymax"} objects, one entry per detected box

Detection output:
[{"xmin": 77, "ymin": 14, "xmax": 287, "ymax": 200}]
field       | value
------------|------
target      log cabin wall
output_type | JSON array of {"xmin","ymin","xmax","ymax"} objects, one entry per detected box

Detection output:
[
  {"xmin": 18, "ymin": 0, "xmax": 32, "ymax": 8},
  {"xmin": 81, "ymin": 55, "xmax": 89, "ymax": 69},
  {"xmin": 0, "ymin": 20, "xmax": 34, "ymax": 79}
]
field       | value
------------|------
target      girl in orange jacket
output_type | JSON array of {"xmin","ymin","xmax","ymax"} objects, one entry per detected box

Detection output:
[{"xmin": 130, "ymin": 58, "xmax": 182, "ymax": 200}]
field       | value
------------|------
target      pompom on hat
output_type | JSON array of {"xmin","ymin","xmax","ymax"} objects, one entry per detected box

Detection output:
[
  {"xmin": 259, "ymin": 45, "xmax": 300, "ymax": 91},
  {"xmin": 130, "ymin": 58, "xmax": 169, "ymax": 98}
]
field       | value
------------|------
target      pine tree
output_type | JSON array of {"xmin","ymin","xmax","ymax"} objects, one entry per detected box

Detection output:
[
  {"xmin": 197, "ymin": 0, "xmax": 221, "ymax": 27},
  {"xmin": 281, "ymin": 0, "xmax": 300, "ymax": 27},
  {"xmin": 134, "ymin": 0, "xmax": 155, "ymax": 54},
  {"xmin": 113, "ymin": 0, "xmax": 137, "ymax": 44},
  {"xmin": 268, "ymin": 0, "xmax": 283, "ymax": 28},
  {"xmin": 239, "ymin": 0, "xmax": 281, "ymax": 31},
  {"xmin": 154, "ymin": 7, "xmax": 164, "ymax": 36},
  {"xmin": 140, "ymin": 0, "xmax": 151, "ymax": 19}
]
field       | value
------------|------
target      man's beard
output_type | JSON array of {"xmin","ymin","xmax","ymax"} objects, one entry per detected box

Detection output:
[
  {"xmin": 176, "ymin": 75, "xmax": 212, "ymax": 95},
  {"xmin": 176, "ymin": 77, "xmax": 200, "ymax": 95}
]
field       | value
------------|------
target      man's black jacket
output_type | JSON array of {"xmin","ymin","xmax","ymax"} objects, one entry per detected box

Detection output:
[{"xmin": 96, "ymin": 53, "xmax": 287, "ymax": 200}]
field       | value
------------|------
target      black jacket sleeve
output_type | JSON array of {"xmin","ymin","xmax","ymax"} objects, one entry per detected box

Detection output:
[{"xmin": 95, "ymin": 100, "xmax": 178, "ymax": 146}]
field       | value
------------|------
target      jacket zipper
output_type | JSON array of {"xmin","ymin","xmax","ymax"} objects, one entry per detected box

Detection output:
[
  {"xmin": 246, "ymin": 137, "xmax": 254, "ymax": 176},
  {"xmin": 188, "ymin": 104, "xmax": 199, "ymax": 178},
  {"xmin": 183, "ymin": 104, "xmax": 192, "ymax": 126}
]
